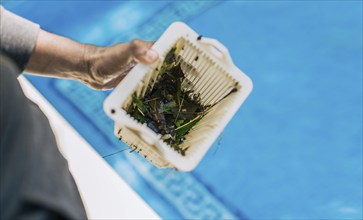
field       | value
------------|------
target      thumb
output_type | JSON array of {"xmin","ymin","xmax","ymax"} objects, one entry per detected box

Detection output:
[{"xmin": 129, "ymin": 39, "xmax": 159, "ymax": 64}]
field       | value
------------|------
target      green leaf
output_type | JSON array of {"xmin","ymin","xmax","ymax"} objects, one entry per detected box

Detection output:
[
  {"xmin": 159, "ymin": 101, "xmax": 176, "ymax": 113},
  {"xmin": 133, "ymin": 111, "xmax": 145, "ymax": 123},
  {"xmin": 175, "ymin": 115, "xmax": 204, "ymax": 138},
  {"xmin": 165, "ymin": 47, "xmax": 176, "ymax": 64},
  {"xmin": 175, "ymin": 119, "xmax": 184, "ymax": 127}
]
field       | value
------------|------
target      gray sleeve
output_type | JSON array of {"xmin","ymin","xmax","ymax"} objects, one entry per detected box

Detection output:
[{"xmin": 0, "ymin": 6, "xmax": 40, "ymax": 72}]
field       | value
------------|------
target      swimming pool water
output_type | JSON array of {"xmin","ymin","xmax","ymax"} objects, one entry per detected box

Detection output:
[{"xmin": 3, "ymin": 1, "xmax": 362, "ymax": 219}]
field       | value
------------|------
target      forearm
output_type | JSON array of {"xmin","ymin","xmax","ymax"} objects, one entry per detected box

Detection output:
[
  {"xmin": 25, "ymin": 30, "xmax": 91, "ymax": 80},
  {"xmin": 24, "ymin": 29, "xmax": 158, "ymax": 89}
]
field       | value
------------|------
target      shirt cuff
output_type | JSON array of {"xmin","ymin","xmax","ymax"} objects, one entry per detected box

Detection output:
[{"xmin": 0, "ymin": 6, "xmax": 40, "ymax": 73}]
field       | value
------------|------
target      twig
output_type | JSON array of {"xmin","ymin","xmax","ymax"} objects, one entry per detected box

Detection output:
[
  {"xmin": 175, "ymin": 114, "xmax": 203, "ymax": 131},
  {"xmin": 174, "ymin": 93, "xmax": 185, "ymax": 123},
  {"xmin": 137, "ymin": 108, "xmax": 145, "ymax": 116},
  {"xmin": 102, "ymin": 148, "xmax": 129, "ymax": 158},
  {"xmin": 144, "ymin": 97, "xmax": 159, "ymax": 103}
]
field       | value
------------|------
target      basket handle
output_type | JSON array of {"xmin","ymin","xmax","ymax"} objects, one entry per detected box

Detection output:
[{"xmin": 199, "ymin": 37, "xmax": 233, "ymax": 67}]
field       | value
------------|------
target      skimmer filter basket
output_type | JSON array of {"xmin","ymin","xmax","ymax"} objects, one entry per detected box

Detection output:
[{"xmin": 104, "ymin": 22, "xmax": 252, "ymax": 171}]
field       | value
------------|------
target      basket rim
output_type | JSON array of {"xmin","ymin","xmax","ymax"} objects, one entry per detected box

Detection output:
[{"xmin": 104, "ymin": 22, "xmax": 253, "ymax": 171}]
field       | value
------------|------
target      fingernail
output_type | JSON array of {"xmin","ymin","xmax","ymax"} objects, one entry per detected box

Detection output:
[{"xmin": 146, "ymin": 49, "xmax": 158, "ymax": 62}]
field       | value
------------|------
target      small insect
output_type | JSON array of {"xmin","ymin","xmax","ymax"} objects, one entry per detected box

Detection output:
[{"xmin": 130, "ymin": 146, "xmax": 137, "ymax": 153}]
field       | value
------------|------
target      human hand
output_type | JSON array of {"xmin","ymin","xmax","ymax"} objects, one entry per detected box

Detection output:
[{"xmin": 82, "ymin": 39, "xmax": 159, "ymax": 89}]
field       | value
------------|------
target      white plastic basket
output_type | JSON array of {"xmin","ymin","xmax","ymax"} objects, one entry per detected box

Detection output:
[{"xmin": 104, "ymin": 22, "xmax": 253, "ymax": 171}]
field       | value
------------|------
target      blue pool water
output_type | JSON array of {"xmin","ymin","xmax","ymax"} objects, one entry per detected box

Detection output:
[{"xmin": 3, "ymin": 1, "xmax": 362, "ymax": 219}]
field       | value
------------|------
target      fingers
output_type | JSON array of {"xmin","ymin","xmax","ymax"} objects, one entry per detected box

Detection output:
[
  {"xmin": 86, "ymin": 73, "xmax": 127, "ymax": 90},
  {"xmin": 129, "ymin": 39, "xmax": 159, "ymax": 64},
  {"xmin": 86, "ymin": 39, "xmax": 159, "ymax": 90},
  {"xmin": 87, "ymin": 65, "xmax": 133, "ymax": 90},
  {"xmin": 101, "ymin": 71, "xmax": 128, "ymax": 90}
]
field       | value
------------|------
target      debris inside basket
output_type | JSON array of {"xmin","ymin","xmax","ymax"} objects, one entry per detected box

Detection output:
[
  {"xmin": 127, "ymin": 47, "xmax": 207, "ymax": 155},
  {"xmin": 126, "ymin": 46, "xmax": 237, "ymax": 155}
]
